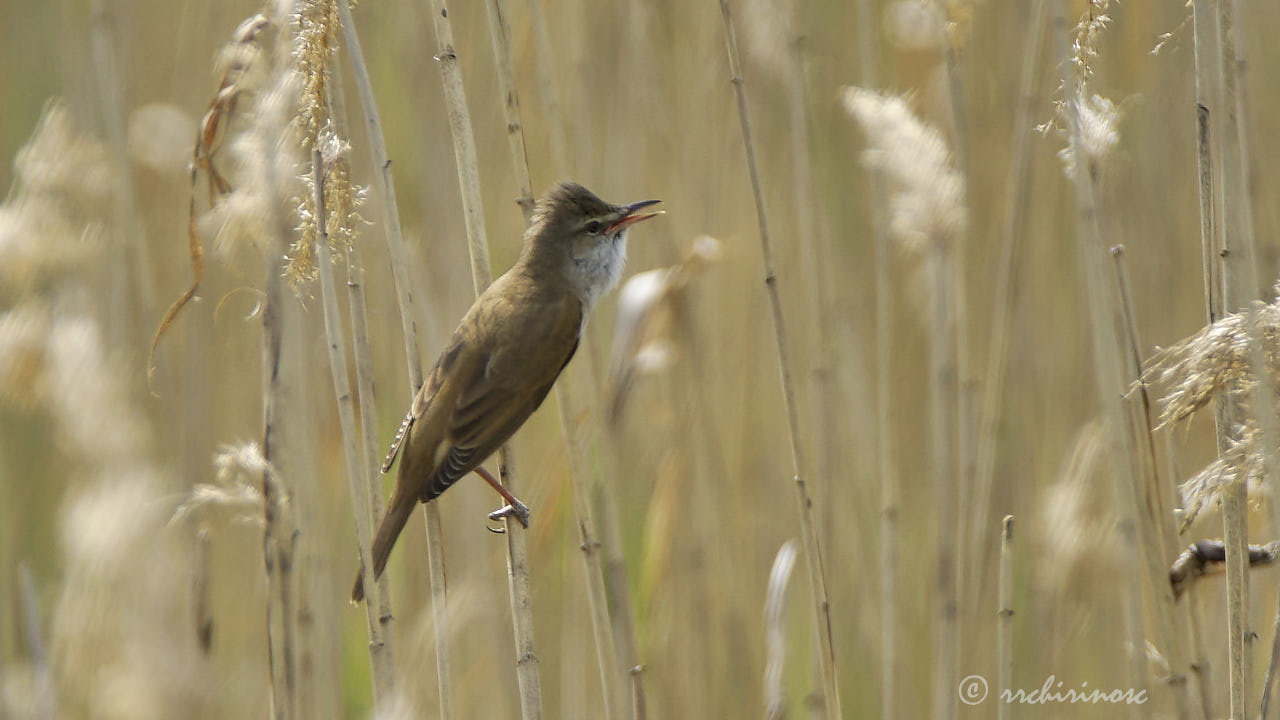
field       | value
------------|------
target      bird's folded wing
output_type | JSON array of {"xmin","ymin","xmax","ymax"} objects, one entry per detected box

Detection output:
[
  {"xmin": 381, "ymin": 332, "xmax": 468, "ymax": 473},
  {"xmin": 426, "ymin": 296, "xmax": 583, "ymax": 497}
]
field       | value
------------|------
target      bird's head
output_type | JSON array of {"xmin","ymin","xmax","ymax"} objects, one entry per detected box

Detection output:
[{"xmin": 523, "ymin": 182, "xmax": 663, "ymax": 309}]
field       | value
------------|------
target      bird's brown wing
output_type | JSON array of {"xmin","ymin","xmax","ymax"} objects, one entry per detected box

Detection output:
[
  {"xmin": 423, "ymin": 295, "xmax": 583, "ymax": 500},
  {"xmin": 380, "ymin": 333, "xmax": 467, "ymax": 473}
]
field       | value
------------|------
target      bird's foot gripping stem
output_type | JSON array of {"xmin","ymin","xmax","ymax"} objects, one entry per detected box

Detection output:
[{"xmin": 474, "ymin": 465, "xmax": 531, "ymax": 532}]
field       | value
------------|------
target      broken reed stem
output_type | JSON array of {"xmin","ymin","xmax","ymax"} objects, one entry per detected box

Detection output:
[
  {"xmin": 427, "ymin": 3, "xmax": 556, "ymax": 719},
  {"xmin": 309, "ymin": 149, "xmax": 395, "ymax": 712},
  {"xmin": 716, "ymin": 1, "xmax": 841, "ymax": 717},
  {"xmin": 996, "ymin": 516, "xmax": 1013, "ymax": 720},
  {"xmin": 969, "ymin": 0, "xmax": 1049, "ymax": 606},
  {"xmin": 1052, "ymin": 1, "xmax": 1192, "ymax": 713},
  {"xmin": 1111, "ymin": 247, "xmax": 1177, "ymax": 556},
  {"xmin": 853, "ymin": 0, "xmax": 897, "ymax": 714},
  {"xmin": 480, "ymin": 0, "xmax": 557, "ymax": 716},
  {"xmin": 1114, "ymin": 247, "xmax": 1196, "ymax": 716}
]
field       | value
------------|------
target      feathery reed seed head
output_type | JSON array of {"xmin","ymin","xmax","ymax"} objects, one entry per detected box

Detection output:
[{"xmin": 841, "ymin": 87, "xmax": 967, "ymax": 252}]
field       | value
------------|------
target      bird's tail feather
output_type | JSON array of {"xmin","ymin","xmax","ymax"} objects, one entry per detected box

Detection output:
[{"xmin": 351, "ymin": 486, "xmax": 417, "ymax": 603}]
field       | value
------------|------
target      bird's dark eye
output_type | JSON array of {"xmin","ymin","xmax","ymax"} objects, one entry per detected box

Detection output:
[{"xmin": 584, "ymin": 219, "xmax": 603, "ymax": 235}]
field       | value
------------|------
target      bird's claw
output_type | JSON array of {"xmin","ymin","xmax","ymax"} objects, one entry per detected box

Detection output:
[{"xmin": 488, "ymin": 500, "xmax": 531, "ymax": 529}]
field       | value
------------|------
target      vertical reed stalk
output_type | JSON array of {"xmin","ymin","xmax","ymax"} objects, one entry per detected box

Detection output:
[
  {"xmin": 335, "ymin": 0, "xmax": 423, "ymax": 384},
  {"xmin": 1214, "ymin": 1, "xmax": 1258, "ymax": 716},
  {"xmin": 1188, "ymin": 6, "xmax": 1220, "ymax": 718},
  {"xmin": 498, "ymin": 2, "xmax": 643, "ymax": 709},
  {"xmin": 928, "ymin": 242, "xmax": 959, "ymax": 720},
  {"xmin": 308, "ymin": 148, "xmax": 396, "ymax": 711},
  {"xmin": 556, "ymin": 379, "xmax": 625, "ymax": 720},
  {"xmin": 854, "ymin": 0, "xmax": 898, "ymax": 715},
  {"xmin": 426, "ymin": 3, "xmax": 558, "ymax": 719},
  {"xmin": 1052, "ymin": 3, "xmax": 1192, "ymax": 716},
  {"xmin": 489, "ymin": 0, "xmax": 645, "ymax": 704},
  {"xmin": 483, "ymin": 0, "xmax": 535, "ymax": 217},
  {"xmin": 337, "ymin": 3, "xmax": 463, "ymax": 713},
  {"xmin": 322, "ymin": 24, "xmax": 401, "ymax": 698},
  {"xmin": 259, "ymin": 69, "xmax": 300, "ymax": 720},
  {"xmin": 716, "ymin": 1, "xmax": 841, "ymax": 716},
  {"xmin": 479, "ymin": 0, "xmax": 567, "ymax": 715},
  {"xmin": 1114, "ymin": 245, "xmax": 1199, "ymax": 715},
  {"xmin": 996, "ymin": 516, "xmax": 1013, "ymax": 720},
  {"xmin": 929, "ymin": 15, "xmax": 969, "ymax": 719},
  {"xmin": 1243, "ymin": 301, "xmax": 1280, "ymax": 717},
  {"xmin": 969, "ymin": 0, "xmax": 1049, "ymax": 600}
]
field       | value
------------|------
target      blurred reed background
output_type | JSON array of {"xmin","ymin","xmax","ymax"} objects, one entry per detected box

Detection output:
[{"xmin": 2, "ymin": 0, "xmax": 1280, "ymax": 718}]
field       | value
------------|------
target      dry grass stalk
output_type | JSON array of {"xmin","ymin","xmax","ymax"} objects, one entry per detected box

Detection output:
[
  {"xmin": 332, "ymin": 0, "xmax": 426, "ymax": 692},
  {"xmin": 231, "ymin": 19, "xmax": 308, "ymax": 716},
  {"xmin": 306, "ymin": 141, "xmax": 396, "ymax": 711},
  {"xmin": 1214, "ymin": 3, "xmax": 1263, "ymax": 713},
  {"xmin": 842, "ymin": 87, "xmax": 965, "ymax": 720},
  {"xmin": 1213, "ymin": 0, "xmax": 1257, "ymax": 312},
  {"xmin": 934, "ymin": 17, "xmax": 976, "ymax": 657},
  {"xmin": 718, "ymin": 2, "xmax": 842, "ymax": 716},
  {"xmin": 852, "ymin": 2, "xmax": 898, "ymax": 716},
  {"xmin": 334, "ymin": 0, "xmax": 423, "ymax": 386},
  {"xmin": 290, "ymin": 3, "xmax": 403, "ymax": 711},
  {"xmin": 969, "ymin": 0, "xmax": 1049, "ymax": 607},
  {"xmin": 743, "ymin": 0, "xmax": 843, "ymax": 576}
]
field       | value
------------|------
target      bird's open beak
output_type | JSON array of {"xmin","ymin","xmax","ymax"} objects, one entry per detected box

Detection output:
[{"xmin": 607, "ymin": 199, "xmax": 664, "ymax": 234}]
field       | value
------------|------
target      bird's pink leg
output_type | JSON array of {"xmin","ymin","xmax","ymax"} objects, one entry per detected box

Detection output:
[{"xmin": 473, "ymin": 465, "xmax": 531, "ymax": 529}]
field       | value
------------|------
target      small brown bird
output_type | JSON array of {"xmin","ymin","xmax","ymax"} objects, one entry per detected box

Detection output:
[{"xmin": 352, "ymin": 182, "xmax": 662, "ymax": 602}]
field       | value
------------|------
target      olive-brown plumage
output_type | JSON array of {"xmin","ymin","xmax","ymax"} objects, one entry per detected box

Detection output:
[{"xmin": 352, "ymin": 183, "xmax": 661, "ymax": 602}]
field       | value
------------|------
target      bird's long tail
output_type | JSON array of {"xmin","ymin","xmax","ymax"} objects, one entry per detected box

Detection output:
[{"xmin": 351, "ymin": 485, "xmax": 417, "ymax": 603}]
